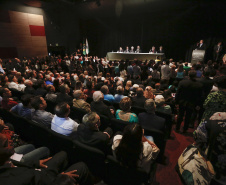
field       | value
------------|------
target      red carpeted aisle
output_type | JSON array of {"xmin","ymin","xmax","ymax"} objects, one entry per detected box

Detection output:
[{"xmin": 155, "ymin": 126, "xmax": 195, "ymax": 185}]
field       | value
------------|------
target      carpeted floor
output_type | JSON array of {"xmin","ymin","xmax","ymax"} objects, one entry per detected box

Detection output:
[{"xmin": 155, "ymin": 125, "xmax": 195, "ymax": 185}]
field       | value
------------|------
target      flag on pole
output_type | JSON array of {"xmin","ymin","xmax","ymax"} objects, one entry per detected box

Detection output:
[
  {"xmin": 83, "ymin": 38, "xmax": 89, "ymax": 55},
  {"xmin": 86, "ymin": 38, "xmax": 89, "ymax": 55},
  {"xmin": 83, "ymin": 39, "xmax": 86, "ymax": 55}
]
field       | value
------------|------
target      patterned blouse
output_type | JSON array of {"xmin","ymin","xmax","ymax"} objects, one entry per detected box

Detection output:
[{"xmin": 201, "ymin": 91, "xmax": 226, "ymax": 121}]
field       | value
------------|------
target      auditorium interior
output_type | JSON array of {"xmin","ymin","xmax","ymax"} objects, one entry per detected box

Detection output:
[{"xmin": 0, "ymin": 0, "xmax": 226, "ymax": 185}]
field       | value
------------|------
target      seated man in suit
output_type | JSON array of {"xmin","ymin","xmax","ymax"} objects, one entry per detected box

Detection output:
[
  {"xmin": 91, "ymin": 91, "xmax": 114, "ymax": 119},
  {"xmin": 51, "ymin": 102, "xmax": 79, "ymax": 136},
  {"xmin": 73, "ymin": 90, "xmax": 91, "ymax": 113},
  {"xmin": 138, "ymin": 99, "xmax": 165, "ymax": 132},
  {"xmin": 132, "ymin": 88, "xmax": 147, "ymax": 108},
  {"xmin": 34, "ymin": 79, "xmax": 47, "ymax": 97},
  {"xmin": 24, "ymin": 80, "xmax": 35, "ymax": 95},
  {"xmin": 76, "ymin": 112, "xmax": 113, "ymax": 153},
  {"xmin": 31, "ymin": 96, "xmax": 54, "ymax": 128},
  {"xmin": 56, "ymin": 84, "xmax": 73, "ymax": 106}
]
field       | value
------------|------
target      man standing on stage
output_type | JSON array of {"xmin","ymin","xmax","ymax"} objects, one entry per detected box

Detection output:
[
  {"xmin": 196, "ymin": 40, "xmax": 206, "ymax": 50},
  {"xmin": 213, "ymin": 42, "xmax": 223, "ymax": 61}
]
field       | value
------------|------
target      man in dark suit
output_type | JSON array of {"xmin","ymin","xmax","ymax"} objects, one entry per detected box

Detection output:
[
  {"xmin": 213, "ymin": 42, "xmax": 223, "ymax": 61},
  {"xmin": 196, "ymin": 39, "xmax": 206, "ymax": 50},
  {"xmin": 175, "ymin": 70, "xmax": 203, "ymax": 133},
  {"xmin": 158, "ymin": 46, "xmax": 165, "ymax": 53},
  {"xmin": 149, "ymin": 46, "xmax": 157, "ymax": 53},
  {"xmin": 138, "ymin": 99, "xmax": 165, "ymax": 132},
  {"xmin": 90, "ymin": 91, "xmax": 114, "ymax": 119},
  {"xmin": 135, "ymin": 45, "xmax": 142, "ymax": 53},
  {"xmin": 132, "ymin": 88, "xmax": 147, "ymax": 108},
  {"xmin": 56, "ymin": 84, "xmax": 73, "ymax": 106},
  {"xmin": 34, "ymin": 79, "xmax": 47, "ymax": 97},
  {"xmin": 76, "ymin": 112, "xmax": 113, "ymax": 153}
]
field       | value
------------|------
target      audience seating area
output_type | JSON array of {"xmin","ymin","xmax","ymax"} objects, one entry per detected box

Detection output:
[{"xmin": 0, "ymin": 106, "xmax": 163, "ymax": 184}]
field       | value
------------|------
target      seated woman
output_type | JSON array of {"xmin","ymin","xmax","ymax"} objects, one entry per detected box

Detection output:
[
  {"xmin": 112, "ymin": 123, "xmax": 159, "ymax": 173},
  {"xmin": 115, "ymin": 97, "xmax": 138, "ymax": 123}
]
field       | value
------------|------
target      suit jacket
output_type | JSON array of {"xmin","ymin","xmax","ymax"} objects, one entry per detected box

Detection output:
[
  {"xmin": 138, "ymin": 112, "xmax": 165, "ymax": 132},
  {"xmin": 34, "ymin": 87, "xmax": 47, "ymax": 97},
  {"xmin": 198, "ymin": 77, "xmax": 214, "ymax": 101},
  {"xmin": 197, "ymin": 43, "xmax": 206, "ymax": 50},
  {"xmin": 76, "ymin": 124, "xmax": 110, "ymax": 152},
  {"xmin": 132, "ymin": 96, "xmax": 147, "ymax": 108},
  {"xmin": 56, "ymin": 93, "xmax": 73, "ymax": 106},
  {"xmin": 213, "ymin": 45, "xmax": 222, "ymax": 53},
  {"xmin": 175, "ymin": 78, "xmax": 203, "ymax": 107},
  {"xmin": 90, "ymin": 101, "xmax": 114, "ymax": 119}
]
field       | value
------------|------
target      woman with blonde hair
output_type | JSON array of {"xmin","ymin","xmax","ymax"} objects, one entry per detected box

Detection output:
[
  {"xmin": 144, "ymin": 86, "xmax": 154, "ymax": 99},
  {"xmin": 124, "ymin": 80, "xmax": 132, "ymax": 96}
]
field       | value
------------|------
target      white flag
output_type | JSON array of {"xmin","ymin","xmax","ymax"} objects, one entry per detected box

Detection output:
[{"xmin": 86, "ymin": 38, "xmax": 89, "ymax": 55}]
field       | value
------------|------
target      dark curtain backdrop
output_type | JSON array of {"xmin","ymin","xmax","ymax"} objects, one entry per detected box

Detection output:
[{"xmin": 80, "ymin": 1, "xmax": 226, "ymax": 61}]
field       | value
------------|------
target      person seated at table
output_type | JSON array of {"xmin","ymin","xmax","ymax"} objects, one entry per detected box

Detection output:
[
  {"xmin": 149, "ymin": 46, "xmax": 157, "ymax": 53},
  {"xmin": 115, "ymin": 97, "xmax": 138, "ymax": 123},
  {"xmin": 117, "ymin": 47, "xmax": 123, "ymax": 53},
  {"xmin": 112, "ymin": 123, "xmax": 159, "ymax": 173},
  {"xmin": 130, "ymin": 46, "xmax": 135, "ymax": 53},
  {"xmin": 124, "ymin": 46, "xmax": 130, "ymax": 53},
  {"xmin": 135, "ymin": 46, "xmax": 142, "ymax": 53}
]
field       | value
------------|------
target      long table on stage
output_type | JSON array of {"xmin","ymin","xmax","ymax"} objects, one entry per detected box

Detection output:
[{"xmin": 106, "ymin": 52, "xmax": 165, "ymax": 61}]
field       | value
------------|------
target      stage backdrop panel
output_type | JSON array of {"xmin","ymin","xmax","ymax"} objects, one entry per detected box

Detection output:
[{"xmin": 0, "ymin": 10, "xmax": 47, "ymax": 58}]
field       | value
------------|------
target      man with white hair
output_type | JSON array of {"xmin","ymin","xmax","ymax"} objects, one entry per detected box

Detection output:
[
  {"xmin": 155, "ymin": 95, "xmax": 172, "ymax": 114},
  {"xmin": 76, "ymin": 112, "xmax": 113, "ymax": 152},
  {"xmin": 90, "ymin": 91, "xmax": 114, "ymax": 118},
  {"xmin": 138, "ymin": 99, "xmax": 165, "ymax": 132},
  {"xmin": 24, "ymin": 79, "xmax": 35, "ymax": 95},
  {"xmin": 73, "ymin": 90, "xmax": 91, "ymax": 112},
  {"xmin": 45, "ymin": 75, "xmax": 53, "ymax": 85}
]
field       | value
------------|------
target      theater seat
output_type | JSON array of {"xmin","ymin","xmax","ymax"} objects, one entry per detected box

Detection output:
[
  {"xmin": 104, "ymin": 155, "xmax": 151, "ymax": 185},
  {"xmin": 110, "ymin": 118, "xmax": 131, "ymax": 133},
  {"xmin": 73, "ymin": 140, "xmax": 106, "ymax": 178},
  {"xmin": 143, "ymin": 127, "xmax": 166, "ymax": 163}
]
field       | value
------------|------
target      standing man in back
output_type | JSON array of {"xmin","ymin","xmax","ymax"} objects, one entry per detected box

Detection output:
[{"xmin": 175, "ymin": 70, "xmax": 203, "ymax": 133}]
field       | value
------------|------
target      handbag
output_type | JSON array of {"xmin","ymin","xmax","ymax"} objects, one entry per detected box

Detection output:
[{"xmin": 178, "ymin": 144, "xmax": 215, "ymax": 185}]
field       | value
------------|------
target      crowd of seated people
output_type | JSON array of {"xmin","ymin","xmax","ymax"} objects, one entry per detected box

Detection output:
[{"xmin": 0, "ymin": 55, "xmax": 226, "ymax": 185}]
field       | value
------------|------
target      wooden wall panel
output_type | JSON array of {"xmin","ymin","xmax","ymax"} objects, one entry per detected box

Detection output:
[
  {"xmin": 31, "ymin": 36, "xmax": 47, "ymax": 47},
  {"xmin": 28, "ymin": 14, "xmax": 44, "ymax": 26},
  {"xmin": 17, "ymin": 47, "xmax": 34, "ymax": 58},
  {"xmin": 1, "ymin": 11, "xmax": 47, "ymax": 58},
  {"xmin": 33, "ymin": 47, "xmax": 48, "ymax": 57},
  {"xmin": 0, "ymin": 23, "xmax": 13, "ymax": 35},
  {"xmin": 13, "ymin": 36, "xmax": 32, "ymax": 47},
  {"xmin": 9, "ymin": 11, "xmax": 28, "ymax": 24},
  {"xmin": 11, "ymin": 23, "xmax": 31, "ymax": 36},
  {"xmin": 0, "ymin": 35, "xmax": 15, "ymax": 47}
]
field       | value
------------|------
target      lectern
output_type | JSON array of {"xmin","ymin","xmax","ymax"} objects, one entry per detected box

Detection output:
[{"xmin": 191, "ymin": 50, "xmax": 205, "ymax": 65}]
